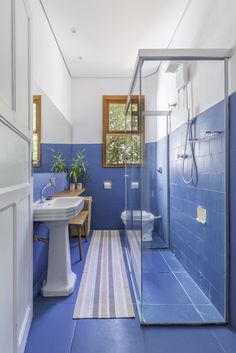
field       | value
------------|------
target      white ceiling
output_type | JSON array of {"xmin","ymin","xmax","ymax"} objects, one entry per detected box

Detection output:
[{"xmin": 41, "ymin": 0, "xmax": 190, "ymax": 78}]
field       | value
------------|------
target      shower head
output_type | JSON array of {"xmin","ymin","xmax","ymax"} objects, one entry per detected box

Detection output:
[
  {"xmin": 166, "ymin": 61, "xmax": 183, "ymax": 73},
  {"xmin": 166, "ymin": 61, "xmax": 188, "ymax": 91}
]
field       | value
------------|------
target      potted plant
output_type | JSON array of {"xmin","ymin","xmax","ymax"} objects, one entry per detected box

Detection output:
[
  {"xmin": 51, "ymin": 149, "xmax": 67, "ymax": 173},
  {"xmin": 68, "ymin": 150, "xmax": 90, "ymax": 189}
]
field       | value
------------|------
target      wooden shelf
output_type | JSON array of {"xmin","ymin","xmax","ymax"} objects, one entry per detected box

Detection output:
[{"xmin": 53, "ymin": 188, "xmax": 85, "ymax": 197}]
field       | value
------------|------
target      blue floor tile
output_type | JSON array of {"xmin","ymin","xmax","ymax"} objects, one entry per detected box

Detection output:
[
  {"xmin": 141, "ymin": 249, "xmax": 225, "ymax": 324},
  {"xmin": 196, "ymin": 305, "xmax": 224, "ymax": 322},
  {"xmin": 24, "ymin": 301, "xmax": 76, "ymax": 353},
  {"xmin": 160, "ymin": 249, "xmax": 186, "ymax": 273},
  {"xmin": 142, "ymin": 327, "xmax": 225, "ymax": 353},
  {"xmin": 142, "ymin": 304, "xmax": 202, "ymax": 323},
  {"xmin": 142, "ymin": 250, "xmax": 169, "ymax": 273},
  {"xmin": 211, "ymin": 326, "xmax": 236, "ymax": 353},
  {"xmin": 26, "ymin": 231, "xmax": 236, "ymax": 353},
  {"xmin": 175, "ymin": 272, "xmax": 211, "ymax": 304},
  {"xmin": 142, "ymin": 272, "xmax": 191, "ymax": 305},
  {"xmin": 71, "ymin": 319, "xmax": 147, "ymax": 353}
]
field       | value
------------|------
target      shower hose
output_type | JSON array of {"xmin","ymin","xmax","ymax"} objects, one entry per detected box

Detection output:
[{"xmin": 181, "ymin": 86, "xmax": 198, "ymax": 185}]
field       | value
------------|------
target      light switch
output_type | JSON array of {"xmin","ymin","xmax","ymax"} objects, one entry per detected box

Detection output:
[{"xmin": 104, "ymin": 180, "xmax": 112, "ymax": 189}]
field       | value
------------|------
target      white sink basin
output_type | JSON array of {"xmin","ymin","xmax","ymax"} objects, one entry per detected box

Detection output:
[
  {"xmin": 33, "ymin": 196, "xmax": 84, "ymax": 221},
  {"xmin": 33, "ymin": 196, "xmax": 85, "ymax": 297}
]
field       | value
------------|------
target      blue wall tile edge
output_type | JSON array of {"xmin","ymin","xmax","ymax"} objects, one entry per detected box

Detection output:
[{"xmin": 169, "ymin": 99, "xmax": 225, "ymax": 315}]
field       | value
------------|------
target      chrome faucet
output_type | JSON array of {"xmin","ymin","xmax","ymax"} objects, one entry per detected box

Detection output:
[{"xmin": 40, "ymin": 177, "xmax": 56, "ymax": 203}]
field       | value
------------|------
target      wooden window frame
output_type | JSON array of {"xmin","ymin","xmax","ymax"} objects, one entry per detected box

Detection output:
[
  {"xmin": 103, "ymin": 95, "xmax": 144, "ymax": 168},
  {"xmin": 33, "ymin": 95, "xmax": 41, "ymax": 167}
]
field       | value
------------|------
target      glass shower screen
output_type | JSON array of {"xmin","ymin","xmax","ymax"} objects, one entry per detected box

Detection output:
[{"xmin": 124, "ymin": 50, "xmax": 229, "ymax": 325}]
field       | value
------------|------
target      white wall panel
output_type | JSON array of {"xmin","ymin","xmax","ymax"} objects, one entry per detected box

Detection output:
[
  {"xmin": 0, "ymin": 0, "xmax": 13, "ymax": 121},
  {"xmin": 15, "ymin": 0, "xmax": 30, "ymax": 134},
  {"xmin": 0, "ymin": 122, "xmax": 29, "ymax": 188},
  {"xmin": 0, "ymin": 206, "xmax": 14, "ymax": 353},
  {"xmin": 16, "ymin": 196, "xmax": 31, "ymax": 349},
  {"xmin": 0, "ymin": 1, "xmax": 32, "ymax": 353}
]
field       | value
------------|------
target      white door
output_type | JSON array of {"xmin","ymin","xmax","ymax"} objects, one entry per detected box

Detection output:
[{"xmin": 0, "ymin": 0, "xmax": 32, "ymax": 353}]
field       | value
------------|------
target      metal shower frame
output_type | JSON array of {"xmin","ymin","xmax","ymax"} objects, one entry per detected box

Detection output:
[{"xmin": 125, "ymin": 48, "xmax": 232, "ymax": 325}]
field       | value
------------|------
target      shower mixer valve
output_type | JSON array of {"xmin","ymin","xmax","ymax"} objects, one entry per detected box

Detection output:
[{"xmin": 177, "ymin": 153, "xmax": 189, "ymax": 159}]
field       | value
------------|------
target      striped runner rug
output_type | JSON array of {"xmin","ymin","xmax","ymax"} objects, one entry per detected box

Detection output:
[{"xmin": 73, "ymin": 230, "xmax": 135, "ymax": 319}]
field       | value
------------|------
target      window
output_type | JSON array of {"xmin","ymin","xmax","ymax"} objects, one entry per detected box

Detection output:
[
  {"xmin": 33, "ymin": 95, "xmax": 41, "ymax": 167},
  {"xmin": 103, "ymin": 95, "xmax": 144, "ymax": 167}
]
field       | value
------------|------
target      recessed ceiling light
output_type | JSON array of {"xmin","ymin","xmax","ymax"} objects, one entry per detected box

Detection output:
[
  {"xmin": 77, "ymin": 56, "xmax": 83, "ymax": 60},
  {"xmin": 70, "ymin": 27, "xmax": 77, "ymax": 34}
]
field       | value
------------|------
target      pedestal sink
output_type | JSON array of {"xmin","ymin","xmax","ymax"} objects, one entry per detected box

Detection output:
[{"xmin": 33, "ymin": 197, "xmax": 84, "ymax": 297}]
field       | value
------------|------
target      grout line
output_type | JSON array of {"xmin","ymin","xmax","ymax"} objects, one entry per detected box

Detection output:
[
  {"xmin": 159, "ymin": 250, "xmax": 205, "ymax": 322},
  {"xmin": 211, "ymin": 330, "xmax": 228, "ymax": 353},
  {"xmin": 69, "ymin": 319, "xmax": 78, "ymax": 353}
]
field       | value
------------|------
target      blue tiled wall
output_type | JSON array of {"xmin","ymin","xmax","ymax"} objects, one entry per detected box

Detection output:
[
  {"xmin": 229, "ymin": 91, "xmax": 236, "ymax": 328},
  {"xmin": 72, "ymin": 144, "xmax": 124, "ymax": 230},
  {"xmin": 169, "ymin": 101, "xmax": 225, "ymax": 315},
  {"xmin": 143, "ymin": 140, "xmax": 168, "ymax": 242},
  {"xmin": 33, "ymin": 172, "xmax": 69, "ymax": 202}
]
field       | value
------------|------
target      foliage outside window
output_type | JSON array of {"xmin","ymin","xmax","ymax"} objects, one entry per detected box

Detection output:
[
  {"xmin": 33, "ymin": 95, "xmax": 41, "ymax": 167},
  {"xmin": 103, "ymin": 95, "xmax": 144, "ymax": 167}
]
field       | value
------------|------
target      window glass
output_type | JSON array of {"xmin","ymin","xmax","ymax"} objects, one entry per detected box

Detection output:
[{"xmin": 103, "ymin": 95, "xmax": 144, "ymax": 167}]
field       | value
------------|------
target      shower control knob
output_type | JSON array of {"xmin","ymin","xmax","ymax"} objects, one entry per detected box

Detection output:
[{"xmin": 177, "ymin": 153, "xmax": 188, "ymax": 159}]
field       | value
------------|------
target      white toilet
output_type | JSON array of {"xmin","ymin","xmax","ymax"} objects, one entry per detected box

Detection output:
[{"xmin": 121, "ymin": 210, "xmax": 155, "ymax": 241}]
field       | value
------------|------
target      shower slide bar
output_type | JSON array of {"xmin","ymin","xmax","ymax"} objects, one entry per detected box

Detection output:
[{"xmin": 188, "ymin": 130, "xmax": 223, "ymax": 142}]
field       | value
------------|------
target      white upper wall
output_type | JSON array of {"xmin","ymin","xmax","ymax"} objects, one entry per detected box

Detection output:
[
  {"xmin": 154, "ymin": 59, "xmax": 224, "ymax": 141},
  {"xmin": 71, "ymin": 78, "xmax": 130, "ymax": 144},
  {"xmin": 142, "ymin": 72, "xmax": 158, "ymax": 143},
  {"xmin": 31, "ymin": 0, "xmax": 71, "ymax": 123},
  {"xmin": 170, "ymin": 0, "xmax": 236, "ymax": 93},
  {"xmin": 33, "ymin": 83, "xmax": 71, "ymax": 144},
  {"xmin": 147, "ymin": 0, "xmax": 236, "ymax": 141}
]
